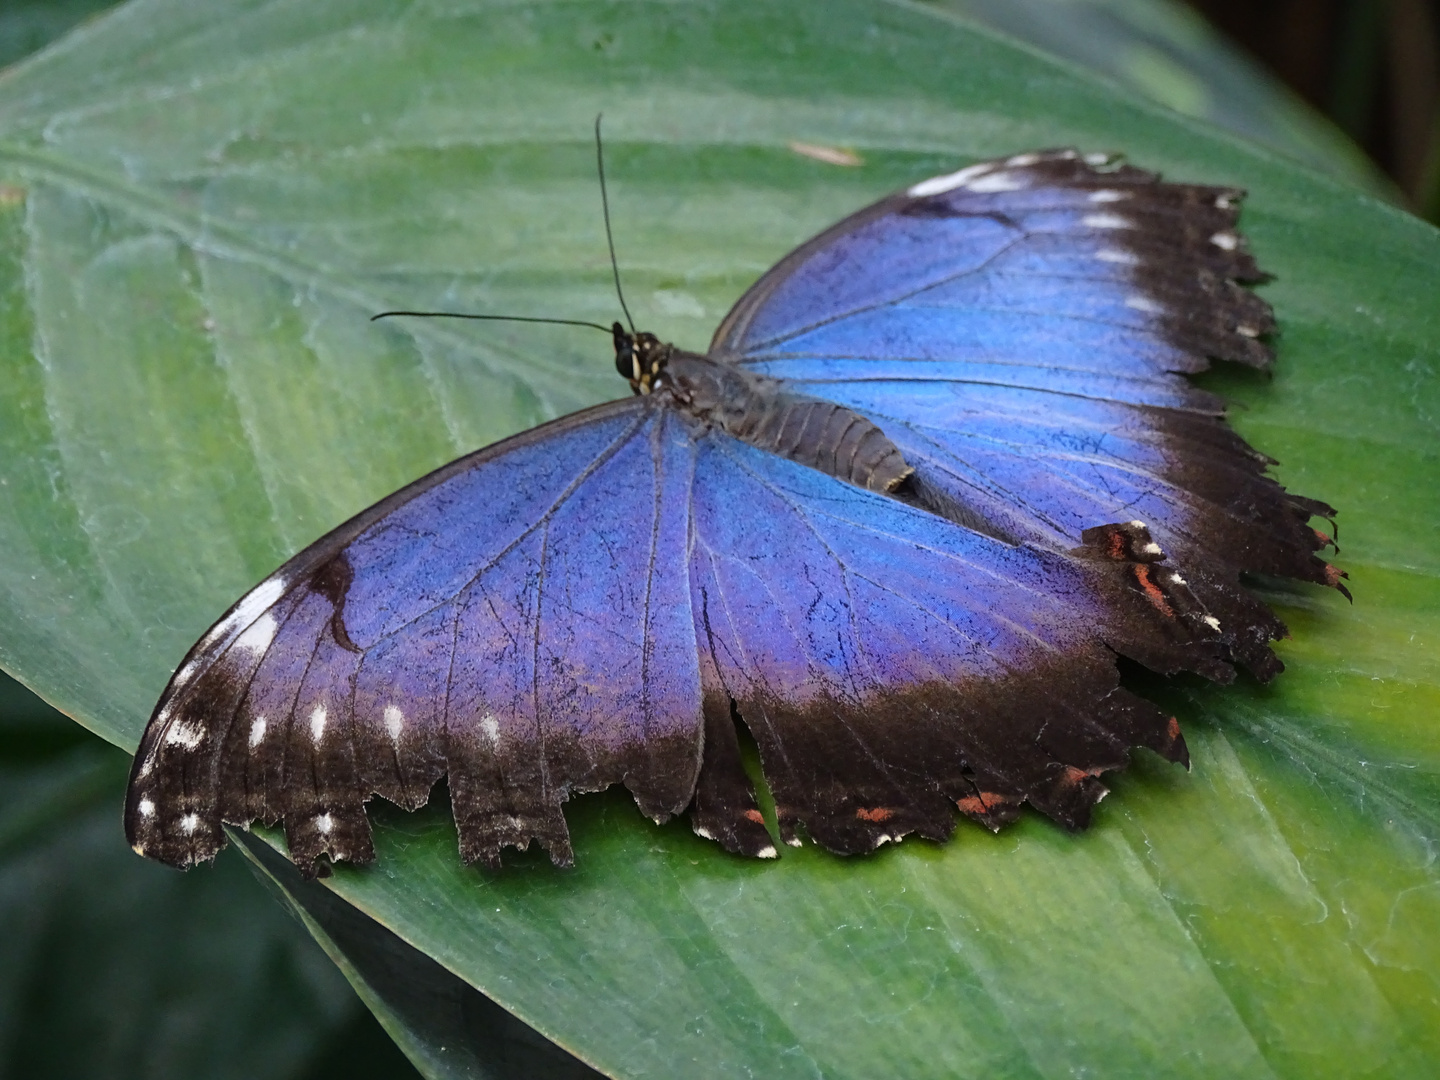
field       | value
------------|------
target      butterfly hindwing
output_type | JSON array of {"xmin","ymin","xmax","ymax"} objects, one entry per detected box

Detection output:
[{"xmin": 685, "ymin": 434, "xmax": 1223, "ymax": 854}]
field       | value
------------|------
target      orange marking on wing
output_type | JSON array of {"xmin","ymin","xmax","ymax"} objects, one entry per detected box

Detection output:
[
  {"xmin": 956, "ymin": 792, "xmax": 1009, "ymax": 816},
  {"xmin": 1106, "ymin": 530, "xmax": 1128, "ymax": 560},
  {"xmin": 1312, "ymin": 527, "xmax": 1333, "ymax": 547},
  {"xmin": 1324, "ymin": 563, "xmax": 1344, "ymax": 586},
  {"xmin": 1063, "ymin": 765, "xmax": 1089, "ymax": 785},
  {"xmin": 1167, "ymin": 716, "xmax": 1182, "ymax": 742},
  {"xmin": 743, "ymin": 809, "xmax": 766, "ymax": 824},
  {"xmin": 1133, "ymin": 564, "xmax": 1175, "ymax": 617},
  {"xmin": 855, "ymin": 806, "xmax": 894, "ymax": 823}
]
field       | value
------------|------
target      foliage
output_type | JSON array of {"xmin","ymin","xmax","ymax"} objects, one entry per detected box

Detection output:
[{"xmin": 0, "ymin": 0, "xmax": 1436, "ymax": 1076}]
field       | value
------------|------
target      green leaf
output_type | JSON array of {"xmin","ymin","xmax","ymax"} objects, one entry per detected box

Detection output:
[
  {"xmin": 931, "ymin": 0, "xmax": 1392, "ymax": 194},
  {"xmin": 237, "ymin": 830, "xmax": 604, "ymax": 1080},
  {"xmin": 0, "ymin": 0, "xmax": 1436, "ymax": 1077},
  {"xmin": 0, "ymin": 0, "xmax": 117, "ymax": 72}
]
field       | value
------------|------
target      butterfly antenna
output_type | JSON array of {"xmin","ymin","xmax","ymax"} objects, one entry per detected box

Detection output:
[
  {"xmin": 370, "ymin": 311, "xmax": 612, "ymax": 333},
  {"xmin": 595, "ymin": 114, "xmax": 637, "ymax": 334}
]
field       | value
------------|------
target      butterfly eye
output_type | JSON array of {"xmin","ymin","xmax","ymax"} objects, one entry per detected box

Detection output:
[
  {"xmin": 611, "ymin": 321, "xmax": 635, "ymax": 381},
  {"xmin": 612, "ymin": 331, "xmax": 670, "ymax": 393}
]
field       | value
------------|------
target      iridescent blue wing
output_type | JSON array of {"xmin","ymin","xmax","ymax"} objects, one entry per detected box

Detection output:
[
  {"xmin": 710, "ymin": 150, "xmax": 1343, "ymax": 677},
  {"xmin": 685, "ymin": 431, "xmax": 1228, "ymax": 855},
  {"xmin": 127, "ymin": 392, "xmax": 1230, "ymax": 870},
  {"xmin": 127, "ymin": 399, "xmax": 712, "ymax": 872}
]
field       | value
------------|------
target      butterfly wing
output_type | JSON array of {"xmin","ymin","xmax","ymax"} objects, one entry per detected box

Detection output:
[
  {"xmin": 128, "ymin": 387, "xmax": 1231, "ymax": 871},
  {"xmin": 686, "ymin": 430, "xmax": 1227, "ymax": 853},
  {"xmin": 126, "ymin": 398, "xmax": 714, "ymax": 873},
  {"xmin": 710, "ymin": 150, "xmax": 1342, "ymax": 677}
]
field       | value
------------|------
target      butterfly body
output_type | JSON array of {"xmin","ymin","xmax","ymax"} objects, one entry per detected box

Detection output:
[
  {"xmin": 126, "ymin": 149, "xmax": 1342, "ymax": 876},
  {"xmin": 625, "ymin": 335, "xmax": 915, "ymax": 495}
]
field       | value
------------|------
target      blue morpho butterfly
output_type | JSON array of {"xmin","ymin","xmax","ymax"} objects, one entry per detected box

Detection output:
[{"xmin": 125, "ymin": 142, "xmax": 1346, "ymax": 877}]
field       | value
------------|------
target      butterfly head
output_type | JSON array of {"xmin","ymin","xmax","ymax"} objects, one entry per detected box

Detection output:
[{"xmin": 613, "ymin": 322, "xmax": 672, "ymax": 395}]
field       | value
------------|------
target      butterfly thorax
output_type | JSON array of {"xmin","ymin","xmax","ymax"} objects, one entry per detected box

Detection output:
[{"xmin": 613, "ymin": 324, "xmax": 912, "ymax": 494}]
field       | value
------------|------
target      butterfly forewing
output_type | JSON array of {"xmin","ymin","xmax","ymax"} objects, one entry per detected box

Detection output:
[{"xmin": 127, "ymin": 399, "xmax": 713, "ymax": 872}]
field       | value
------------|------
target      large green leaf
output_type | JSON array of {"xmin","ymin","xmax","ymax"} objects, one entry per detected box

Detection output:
[
  {"xmin": 0, "ymin": 0, "xmax": 1436, "ymax": 1076},
  {"xmin": 236, "ymin": 830, "xmax": 604, "ymax": 1080}
]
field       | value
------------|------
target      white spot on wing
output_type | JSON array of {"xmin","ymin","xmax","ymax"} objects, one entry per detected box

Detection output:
[
  {"xmin": 249, "ymin": 716, "xmax": 268, "ymax": 749},
  {"xmin": 1211, "ymin": 231, "xmax": 1239, "ymax": 250},
  {"xmin": 179, "ymin": 812, "xmax": 199, "ymax": 835},
  {"xmin": 309, "ymin": 704, "xmax": 327, "ymax": 744},
  {"xmin": 1088, "ymin": 189, "xmax": 1128, "ymax": 203},
  {"xmin": 1141, "ymin": 542, "xmax": 1163, "ymax": 555},
  {"xmin": 138, "ymin": 798, "xmax": 155, "ymax": 818},
  {"xmin": 1128, "ymin": 519, "xmax": 1147, "ymax": 528},
  {"xmin": 757, "ymin": 845, "xmax": 778, "ymax": 859},
  {"xmin": 1095, "ymin": 248, "xmax": 1138, "ymax": 265},
  {"xmin": 1083, "ymin": 213, "xmax": 1130, "ymax": 229},
  {"xmin": 135, "ymin": 711, "xmax": 170, "ymax": 776},
  {"xmin": 693, "ymin": 825, "xmax": 715, "ymax": 841},
  {"xmin": 1168, "ymin": 573, "xmax": 1188, "ymax": 585},
  {"xmin": 907, "ymin": 162, "xmax": 995, "ymax": 197},
  {"xmin": 1005, "ymin": 151, "xmax": 1040, "ymax": 167},
  {"xmin": 1203, "ymin": 615, "xmax": 1222, "ymax": 631},
  {"xmin": 965, "ymin": 170, "xmax": 1025, "ymax": 193},
  {"xmin": 786, "ymin": 836, "xmax": 803, "ymax": 848},
  {"xmin": 1215, "ymin": 194, "xmax": 1235, "ymax": 209},
  {"xmin": 1237, "ymin": 324, "xmax": 1260, "ymax": 338},
  {"xmin": 1125, "ymin": 295, "xmax": 1163, "ymax": 314},
  {"xmin": 480, "ymin": 713, "xmax": 500, "ymax": 745},
  {"xmin": 384, "ymin": 705, "xmax": 404, "ymax": 742},
  {"xmin": 200, "ymin": 576, "xmax": 287, "ymax": 648},
  {"xmin": 164, "ymin": 721, "xmax": 204, "ymax": 750},
  {"xmin": 1084, "ymin": 152, "xmax": 1111, "ymax": 165},
  {"xmin": 234, "ymin": 613, "xmax": 278, "ymax": 657},
  {"xmin": 316, "ymin": 812, "xmax": 333, "ymax": 835}
]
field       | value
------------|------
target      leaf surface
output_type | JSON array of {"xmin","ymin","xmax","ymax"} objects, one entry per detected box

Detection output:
[{"xmin": 0, "ymin": 1, "xmax": 1436, "ymax": 1076}]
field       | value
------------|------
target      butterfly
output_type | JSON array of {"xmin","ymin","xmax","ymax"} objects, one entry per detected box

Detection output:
[{"xmin": 125, "ymin": 147, "xmax": 1344, "ymax": 876}]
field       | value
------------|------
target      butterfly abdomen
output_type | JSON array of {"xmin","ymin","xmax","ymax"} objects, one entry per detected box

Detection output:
[{"xmin": 665, "ymin": 352, "xmax": 912, "ymax": 493}]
